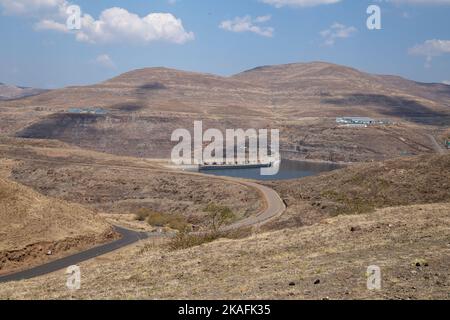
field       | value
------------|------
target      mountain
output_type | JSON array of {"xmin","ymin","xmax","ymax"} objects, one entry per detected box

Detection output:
[
  {"xmin": 0, "ymin": 83, "xmax": 47, "ymax": 101},
  {"xmin": 1, "ymin": 62, "xmax": 449, "ymax": 162},
  {"xmin": 233, "ymin": 62, "xmax": 450, "ymax": 118}
]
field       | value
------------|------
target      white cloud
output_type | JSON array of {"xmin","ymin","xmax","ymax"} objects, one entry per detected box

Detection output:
[
  {"xmin": 261, "ymin": 0, "xmax": 341, "ymax": 8},
  {"xmin": 220, "ymin": 15, "xmax": 274, "ymax": 37},
  {"xmin": 409, "ymin": 39, "xmax": 450, "ymax": 67},
  {"xmin": 0, "ymin": 1, "xmax": 194, "ymax": 45},
  {"xmin": 95, "ymin": 54, "xmax": 115, "ymax": 69},
  {"xmin": 34, "ymin": 18, "xmax": 68, "ymax": 32},
  {"xmin": 73, "ymin": 8, "xmax": 194, "ymax": 44},
  {"xmin": 320, "ymin": 23, "xmax": 357, "ymax": 46},
  {"xmin": 443, "ymin": 80, "xmax": 450, "ymax": 85},
  {"xmin": 0, "ymin": 0, "xmax": 68, "ymax": 16}
]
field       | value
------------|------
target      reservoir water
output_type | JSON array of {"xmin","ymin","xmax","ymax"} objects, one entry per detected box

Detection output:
[{"xmin": 200, "ymin": 159, "xmax": 343, "ymax": 181}]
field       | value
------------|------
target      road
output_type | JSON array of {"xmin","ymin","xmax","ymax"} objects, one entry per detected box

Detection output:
[
  {"xmin": 0, "ymin": 226, "xmax": 152, "ymax": 283},
  {"xmin": 5, "ymin": 153, "xmax": 287, "ymax": 230},
  {"xmin": 222, "ymin": 181, "xmax": 285, "ymax": 231},
  {"xmin": 0, "ymin": 162, "xmax": 286, "ymax": 283}
]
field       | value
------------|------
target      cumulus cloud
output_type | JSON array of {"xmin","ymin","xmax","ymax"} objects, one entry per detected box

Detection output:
[
  {"xmin": 220, "ymin": 15, "xmax": 274, "ymax": 37},
  {"xmin": 320, "ymin": 23, "xmax": 357, "ymax": 46},
  {"xmin": 261, "ymin": 0, "xmax": 341, "ymax": 8},
  {"xmin": 0, "ymin": 0, "xmax": 194, "ymax": 45},
  {"xmin": 409, "ymin": 39, "xmax": 450, "ymax": 67},
  {"xmin": 75, "ymin": 8, "xmax": 194, "ymax": 44}
]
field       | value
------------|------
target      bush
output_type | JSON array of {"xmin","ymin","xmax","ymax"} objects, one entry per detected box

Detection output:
[
  {"xmin": 204, "ymin": 203, "xmax": 235, "ymax": 232},
  {"xmin": 135, "ymin": 208, "xmax": 152, "ymax": 222},
  {"xmin": 134, "ymin": 208, "xmax": 190, "ymax": 232},
  {"xmin": 168, "ymin": 231, "xmax": 221, "ymax": 251}
]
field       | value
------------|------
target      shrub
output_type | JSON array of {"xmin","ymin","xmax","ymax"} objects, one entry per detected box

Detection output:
[
  {"xmin": 204, "ymin": 203, "xmax": 235, "ymax": 232},
  {"xmin": 134, "ymin": 208, "xmax": 190, "ymax": 232},
  {"xmin": 135, "ymin": 208, "xmax": 152, "ymax": 222},
  {"xmin": 168, "ymin": 231, "xmax": 221, "ymax": 251}
]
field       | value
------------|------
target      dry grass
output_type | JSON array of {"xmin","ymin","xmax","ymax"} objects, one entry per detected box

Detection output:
[
  {"xmin": 167, "ymin": 231, "xmax": 221, "ymax": 251},
  {"xmin": 266, "ymin": 154, "xmax": 450, "ymax": 229},
  {"xmin": 0, "ymin": 202, "xmax": 448, "ymax": 300},
  {"xmin": 1, "ymin": 62, "xmax": 448, "ymax": 162},
  {"xmin": 0, "ymin": 177, "xmax": 114, "ymax": 274},
  {"xmin": 0, "ymin": 137, "xmax": 261, "ymax": 225}
]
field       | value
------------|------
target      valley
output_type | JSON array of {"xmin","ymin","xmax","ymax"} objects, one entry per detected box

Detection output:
[{"xmin": 0, "ymin": 62, "xmax": 448, "ymax": 300}]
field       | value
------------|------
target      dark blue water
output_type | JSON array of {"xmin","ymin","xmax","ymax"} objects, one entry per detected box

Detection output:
[{"xmin": 201, "ymin": 159, "xmax": 343, "ymax": 181}]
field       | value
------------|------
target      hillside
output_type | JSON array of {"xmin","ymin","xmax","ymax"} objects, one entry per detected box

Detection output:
[
  {"xmin": 0, "ymin": 137, "xmax": 262, "ymax": 228},
  {"xmin": 267, "ymin": 154, "xmax": 450, "ymax": 229},
  {"xmin": 0, "ymin": 62, "xmax": 448, "ymax": 161},
  {"xmin": 0, "ymin": 202, "xmax": 448, "ymax": 299},
  {"xmin": 0, "ymin": 83, "xmax": 47, "ymax": 101},
  {"xmin": 233, "ymin": 62, "xmax": 450, "ymax": 119},
  {"xmin": 0, "ymin": 177, "xmax": 115, "ymax": 275}
]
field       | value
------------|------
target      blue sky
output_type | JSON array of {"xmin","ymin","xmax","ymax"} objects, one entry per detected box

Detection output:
[{"xmin": 1, "ymin": 0, "xmax": 449, "ymax": 88}]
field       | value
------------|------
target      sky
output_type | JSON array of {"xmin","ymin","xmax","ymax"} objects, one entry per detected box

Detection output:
[{"xmin": 0, "ymin": 0, "xmax": 449, "ymax": 89}]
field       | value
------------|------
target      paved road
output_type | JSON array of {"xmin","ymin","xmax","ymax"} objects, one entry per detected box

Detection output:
[
  {"xmin": 223, "ymin": 181, "xmax": 286, "ymax": 231},
  {"xmin": 0, "ymin": 226, "xmax": 152, "ymax": 283},
  {"xmin": 0, "ymin": 158, "xmax": 286, "ymax": 283}
]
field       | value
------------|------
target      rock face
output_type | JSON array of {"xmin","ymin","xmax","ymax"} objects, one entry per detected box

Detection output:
[{"xmin": 2, "ymin": 62, "xmax": 450, "ymax": 161}]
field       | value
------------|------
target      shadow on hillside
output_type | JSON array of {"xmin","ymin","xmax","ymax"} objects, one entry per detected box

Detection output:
[
  {"xmin": 111, "ymin": 102, "xmax": 145, "ymax": 112},
  {"xmin": 137, "ymin": 82, "xmax": 167, "ymax": 92},
  {"xmin": 418, "ymin": 83, "xmax": 450, "ymax": 97},
  {"xmin": 321, "ymin": 93, "xmax": 449, "ymax": 124},
  {"xmin": 16, "ymin": 113, "xmax": 105, "ymax": 140}
]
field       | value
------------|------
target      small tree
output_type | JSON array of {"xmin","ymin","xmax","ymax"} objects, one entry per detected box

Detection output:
[{"xmin": 204, "ymin": 203, "xmax": 235, "ymax": 233}]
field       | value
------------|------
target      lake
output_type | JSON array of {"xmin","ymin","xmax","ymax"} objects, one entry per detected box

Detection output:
[{"xmin": 200, "ymin": 159, "xmax": 343, "ymax": 181}]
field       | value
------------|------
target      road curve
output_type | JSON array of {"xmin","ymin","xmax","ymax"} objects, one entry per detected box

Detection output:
[
  {"xmin": 0, "ymin": 226, "xmax": 151, "ymax": 283},
  {"xmin": 0, "ymin": 160, "xmax": 286, "ymax": 283},
  {"xmin": 222, "ymin": 180, "xmax": 286, "ymax": 231},
  {"xmin": 6, "ymin": 155, "xmax": 286, "ymax": 229}
]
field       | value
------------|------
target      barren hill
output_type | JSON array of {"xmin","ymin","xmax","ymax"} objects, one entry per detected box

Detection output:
[
  {"xmin": 0, "ymin": 177, "xmax": 115, "ymax": 274},
  {"xmin": 1, "ymin": 62, "xmax": 449, "ymax": 161},
  {"xmin": 267, "ymin": 153, "xmax": 450, "ymax": 229},
  {"xmin": 233, "ymin": 62, "xmax": 450, "ymax": 119},
  {"xmin": 0, "ymin": 83, "xmax": 47, "ymax": 101}
]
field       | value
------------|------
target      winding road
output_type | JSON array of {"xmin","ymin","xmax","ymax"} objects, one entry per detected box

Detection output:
[
  {"xmin": 0, "ymin": 168, "xmax": 285, "ymax": 283},
  {"xmin": 223, "ymin": 180, "xmax": 286, "ymax": 231},
  {"xmin": 0, "ymin": 227, "xmax": 153, "ymax": 283}
]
